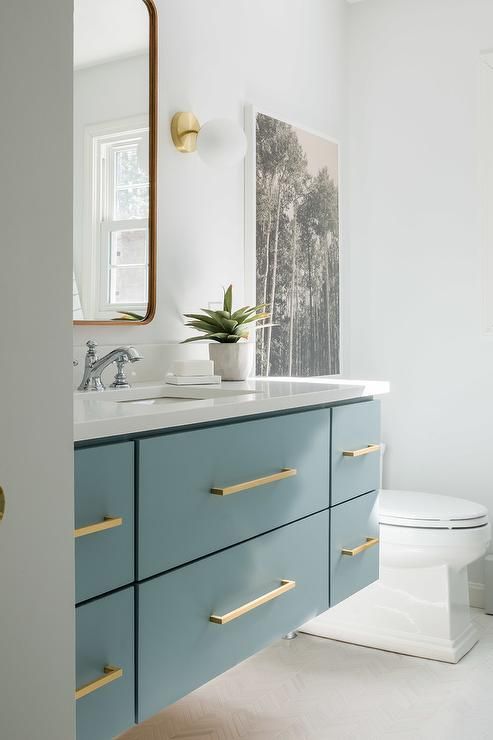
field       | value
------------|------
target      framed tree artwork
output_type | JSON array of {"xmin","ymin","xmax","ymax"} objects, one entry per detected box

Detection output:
[{"xmin": 245, "ymin": 107, "xmax": 340, "ymax": 377}]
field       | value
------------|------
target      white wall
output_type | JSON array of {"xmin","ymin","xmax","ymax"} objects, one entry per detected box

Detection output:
[
  {"xmin": 348, "ymin": 0, "xmax": 493, "ymax": 581},
  {"xmin": 0, "ymin": 0, "xmax": 74, "ymax": 737},
  {"xmin": 480, "ymin": 57, "xmax": 493, "ymax": 336},
  {"xmin": 73, "ymin": 0, "xmax": 349, "ymax": 354}
]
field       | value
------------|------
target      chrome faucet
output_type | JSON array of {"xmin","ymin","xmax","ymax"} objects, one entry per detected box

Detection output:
[{"xmin": 77, "ymin": 340, "xmax": 142, "ymax": 391}]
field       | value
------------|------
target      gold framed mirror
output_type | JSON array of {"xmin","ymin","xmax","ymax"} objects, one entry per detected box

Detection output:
[{"xmin": 73, "ymin": 0, "xmax": 157, "ymax": 325}]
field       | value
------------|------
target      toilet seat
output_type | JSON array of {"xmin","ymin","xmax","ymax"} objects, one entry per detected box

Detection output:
[{"xmin": 379, "ymin": 490, "xmax": 489, "ymax": 529}]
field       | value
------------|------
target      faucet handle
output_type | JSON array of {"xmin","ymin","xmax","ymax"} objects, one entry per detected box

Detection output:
[
  {"xmin": 110, "ymin": 357, "xmax": 131, "ymax": 389},
  {"xmin": 86, "ymin": 340, "xmax": 98, "ymax": 359},
  {"xmin": 84, "ymin": 340, "xmax": 99, "ymax": 370}
]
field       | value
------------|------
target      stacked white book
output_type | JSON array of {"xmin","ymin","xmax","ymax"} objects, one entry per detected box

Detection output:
[{"xmin": 165, "ymin": 359, "xmax": 221, "ymax": 385}]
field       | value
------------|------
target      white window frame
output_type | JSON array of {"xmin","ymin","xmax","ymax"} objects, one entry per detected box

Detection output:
[{"xmin": 81, "ymin": 115, "xmax": 149, "ymax": 320}]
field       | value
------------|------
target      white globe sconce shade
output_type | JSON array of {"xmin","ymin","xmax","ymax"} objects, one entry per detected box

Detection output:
[
  {"xmin": 170, "ymin": 111, "xmax": 247, "ymax": 167},
  {"xmin": 197, "ymin": 118, "xmax": 246, "ymax": 167}
]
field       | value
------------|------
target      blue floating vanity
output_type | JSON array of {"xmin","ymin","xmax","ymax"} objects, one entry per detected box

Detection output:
[{"xmin": 73, "ymin": 379, "xmax": 386, "ymax": 740}]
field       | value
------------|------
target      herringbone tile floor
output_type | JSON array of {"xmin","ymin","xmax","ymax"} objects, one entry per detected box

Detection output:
[{"xmin": 120, "ymin": 610, "xmax": 493, "ymax": 740}]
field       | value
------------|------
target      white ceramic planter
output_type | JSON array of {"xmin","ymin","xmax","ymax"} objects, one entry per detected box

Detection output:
[{"xmin": 208, "ymin": 342, "xmax": 254, "ymax": 381}]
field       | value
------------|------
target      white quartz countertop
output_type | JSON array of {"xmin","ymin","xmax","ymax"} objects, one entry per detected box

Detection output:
[{"xmin": 74, "ymin": 377, "xmax": 389, "ymax": 442}]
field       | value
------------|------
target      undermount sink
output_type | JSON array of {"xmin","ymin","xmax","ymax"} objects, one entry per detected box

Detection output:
[
  {"xmin": 78, "ymin": 384, "xmax": 259, "ymax": 409},
  {"xmin": 117, "ymin": 395, "xmax": 199, "ymax": 406}
]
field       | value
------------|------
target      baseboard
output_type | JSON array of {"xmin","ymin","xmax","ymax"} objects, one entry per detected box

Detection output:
[{"xmin": 469, "ymin": 581, "xmax": 485, "ymax": 609}]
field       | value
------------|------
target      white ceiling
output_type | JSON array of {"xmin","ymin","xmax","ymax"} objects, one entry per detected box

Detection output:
[{"xmin": 74, "ymin": 0, "xmax": 148, "ymax": 69}]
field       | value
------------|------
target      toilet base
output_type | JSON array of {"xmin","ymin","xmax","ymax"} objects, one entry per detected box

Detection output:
[{"xmin": 300, "ymin": 579, "xmax": 479, "ymax": 664}]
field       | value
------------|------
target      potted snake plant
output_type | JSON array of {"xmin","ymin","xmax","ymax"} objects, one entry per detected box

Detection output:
[{"xmin": 182, "ymin": 285, "xmax": 270, "ymax": 380}]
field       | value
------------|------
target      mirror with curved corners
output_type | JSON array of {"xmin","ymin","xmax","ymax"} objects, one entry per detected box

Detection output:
[{"xmin": 73, "ymin": 0, "xmax": 157, "ymax": 325}]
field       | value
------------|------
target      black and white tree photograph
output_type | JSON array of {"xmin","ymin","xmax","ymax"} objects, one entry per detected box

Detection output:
[{"xmin": 254, "ymin": 112, "xmax": 340, "ymax": 377}]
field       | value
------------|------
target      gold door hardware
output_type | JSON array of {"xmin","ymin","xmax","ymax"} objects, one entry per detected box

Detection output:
[
  {"xmin": 210, "ymin": 468, "xmax": 297, "ymax": 496},
  {"xmin": 0, "ymin": 486, "xmax": 5, "ymax": 521},
  {"xmin": 341, "ymin": 537, "xmax": 379, "ymax": 557},
  {"xmin": 74, "ymin": 516, "xmax": 123, "ymax": 539},
  {"xmin": 342, "ymin": 444, "xmax": 381, "ymax": 458},
  {"xmin": 75, "ymin": 665, "xmax": 123, "ymax": 700},
  {"xmin": 209, "ymin": 579, "xmax": 296, "ymax": 625}
]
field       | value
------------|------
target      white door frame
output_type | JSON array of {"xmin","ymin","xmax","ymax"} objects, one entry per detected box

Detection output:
[{"xmin": 0, "ymin": 1, "xmax": 75, "ymax": 738}]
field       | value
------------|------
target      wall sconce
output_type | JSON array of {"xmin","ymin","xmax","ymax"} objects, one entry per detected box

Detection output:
[{"xmin": 170, "ymin": 111, "xmax": 247, "ymax": 167}]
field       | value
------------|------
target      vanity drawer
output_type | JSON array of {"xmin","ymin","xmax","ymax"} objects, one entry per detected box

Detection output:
[
  {"xmin": 330, "ymin": 490, "xmax": 379, "ymax": 606},
  {"xmin": 76, "ymin": 587, "xmax": 135, "ymax": 740},
  {"xmin": 75, "ymin": 442, "xmax": 134, "ymax": 603},
  {"xmin": 137, "ymin": 511, "xmax": 329, "ymax": 720},
  {"xmin": 137, "ymin": 409, "xmax": 330, "ymax": 579},
  {"xmin": 331, "ymin": 400, "xmax": 381, "ymax": 506}
]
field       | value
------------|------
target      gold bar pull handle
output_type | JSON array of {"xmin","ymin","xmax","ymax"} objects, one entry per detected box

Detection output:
[
  {"xmin": 211, "ymin": 468, "xmax": 297, "ymax": 497},
  {"xmin": 210, "ymin": 579, "xmax": 296, "ymax": 625},
  {"xmin": 74, "ymin": 516, "xmax": 123, "ymax": 539},
  {"xmin": 342, "ymin": 444, "xmax": 381, "ymax": 458},
  {"xmin": 341, "ymin": 537, "xmax": 379, "ymax": 557},
  {"xmin": 75, "ymin": 665, "xmax": 123, "ymax": 701}
]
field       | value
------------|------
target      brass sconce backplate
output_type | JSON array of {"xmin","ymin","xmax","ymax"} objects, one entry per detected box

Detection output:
[{"xmin": 171, "ymin": 111, "xmax": 200, "ymax": 152}]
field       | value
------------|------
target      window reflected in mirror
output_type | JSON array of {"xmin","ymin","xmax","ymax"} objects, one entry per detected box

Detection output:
[{"xmin": 73, "ymin": 0, "xmax": 156, "ymax": 324}]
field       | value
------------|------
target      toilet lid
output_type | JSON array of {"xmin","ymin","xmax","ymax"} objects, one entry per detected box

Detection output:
[{"xmin": 379, "ymin": 490, "xmax": 489, "ymax": 529}]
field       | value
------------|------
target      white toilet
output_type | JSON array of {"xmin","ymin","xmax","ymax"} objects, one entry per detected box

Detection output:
[{"xmin": 302, "ymin": 489, "xmax": 490, "ymax": 662}]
